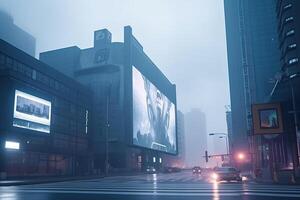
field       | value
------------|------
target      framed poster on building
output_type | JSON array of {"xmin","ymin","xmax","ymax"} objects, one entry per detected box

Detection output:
[
  {"xmin": 252, "ymin": 103, "xmax": 283, "ymax": 135},
  {"xmin": 13, "ymin": 90, "xmax": 51, "ymax": 133}
]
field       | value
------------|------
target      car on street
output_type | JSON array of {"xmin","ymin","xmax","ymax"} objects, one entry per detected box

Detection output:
[
  {"xmin": 163, "ymin": 166, "xmax": 181, "ymax": 173},
  {"xmin": 192, "ymin": 166, "xmax": 201, "ymax": 174},
  {"xmin": 211, "ymin": 167, "xmax": 242, "ymax": 182},
  {"xmin": 145, "ymin": 166, "xmax": 157, "ymax": 174}
]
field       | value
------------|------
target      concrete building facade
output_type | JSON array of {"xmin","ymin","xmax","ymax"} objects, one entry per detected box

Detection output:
[
  {"xmin": 40, "ymin": 26, "xmax": 178, "ymax": 173},
  {"xmin": 0, "ymin": 39, "xmax": 91, "ymax": 179}
]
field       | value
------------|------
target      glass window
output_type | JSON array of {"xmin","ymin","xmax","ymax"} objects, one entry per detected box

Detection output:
[
  {"xmin": 288, "ymin": 58, "xmax": 298, "ymax": 65},
  {"xmin": 285, "ymin": 16, "xmax": 294, "ymax": 23},
  {"xmin": 6, "ymin": 56, "xmax": 13, "ymax": 67},
  {"xmin": 32, "ymin": 69, "xmax": 37, "ymax": 80},
  {"xmin": 283, "ymin": 4, "xmax": 292, "ymax": 10},
  {"xmin": 85, "ymin": 110, "xmax": 89, "ymax": 134},
  {"xmin": 0, "ymin": 53, "xmax": 5, "ymax": 65},
  {"xmin": 288, "ymin": 43, "xmax": 297, "ymax": 50},
  {"xmin": 286, "ymin": 29, "xmax": 295, "ymax": 37},
  {"xmin": 12, "ymin": 59, "xmax": 18, "ymax": 71}
]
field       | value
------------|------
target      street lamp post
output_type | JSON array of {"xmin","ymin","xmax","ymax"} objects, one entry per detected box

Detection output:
[
  {"xmin": 209, "ymin": 133, "xmax": 229, "ymax": 155},
  {"xmin": 219, "ymin": 136, "xmax": 229, "ymax": 156}
]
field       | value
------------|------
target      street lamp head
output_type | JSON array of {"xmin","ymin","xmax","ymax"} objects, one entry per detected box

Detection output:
[{"xmin": 237, "ymin": 153, "xmax": 245, "ymax": 160}]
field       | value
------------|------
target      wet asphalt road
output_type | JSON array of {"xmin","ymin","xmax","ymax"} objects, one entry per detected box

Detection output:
[{"xmin": 1, "ymin": 171, "xmax": 300, "ymax": 200}]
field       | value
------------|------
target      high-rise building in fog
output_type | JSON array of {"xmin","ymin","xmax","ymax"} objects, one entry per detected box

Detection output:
[
  {"xmin": 177, "ymin": 110, "xmax": 186, "ymax": 167},
  {"xmin": 271, "ymin": 0, "xmax": 300, "ymax": 174},
  {"xmin": 184, "ymin": 108, "xmax": 207, "ymax": 167},
  {"xmin": 224, "ymin": 0, "xmax": 300, "ymax": 181},
  {"xmin": 0, "ymin": 11, "xmax": 36, "ymax": 57},
  {"xmin": 224, "ymin": 0, "xmax": 281, "ymax": 160}
]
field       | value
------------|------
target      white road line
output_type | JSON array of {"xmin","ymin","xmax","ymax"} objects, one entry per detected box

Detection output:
[
  {"xmin": 7, "ymin": 187, "xmax": 300, "ymax": 194},
  {"xmin": 2, "ymin": 189, "xmax": 300, "ymax": 198},
  {"xmin": 24, "ymin": 184, "xmax": 300, "ymax": 191}
]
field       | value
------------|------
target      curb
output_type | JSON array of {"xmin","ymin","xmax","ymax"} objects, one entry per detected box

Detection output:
[
  {"xmin": 0, "ymin": 172, "xmax": 146, "ymax": 186},
  {"xmin": 254, "ymin": 179, "xmax": 300, "ymax": 185},
  {"xmin": 0, "ymin": 176, "xmax": 105, "ymax": 186}
]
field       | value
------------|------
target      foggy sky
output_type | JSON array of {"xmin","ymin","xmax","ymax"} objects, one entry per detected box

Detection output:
[{"xmin": 0, "ymin": 0, "xmax": 230, "ymax": 153}]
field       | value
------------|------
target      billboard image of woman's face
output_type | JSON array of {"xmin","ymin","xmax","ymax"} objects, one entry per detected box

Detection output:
[{"xmin": 132, "ymin": 66, "xmax": 177, "ymax": 154}]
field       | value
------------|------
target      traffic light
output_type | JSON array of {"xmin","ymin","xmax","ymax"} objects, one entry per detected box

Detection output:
[{"xmin": 205, "ymin": 150, "xmax": 208, "ymax": 162}]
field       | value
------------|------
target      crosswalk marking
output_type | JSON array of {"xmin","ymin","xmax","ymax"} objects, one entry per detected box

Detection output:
[
  {"xmin": 2, "ymin": 188, "xmax": 300, "ymax": 198},
  {"xmin": 1, "ymin": 172, "xmax": 300, "ymax": 198}
]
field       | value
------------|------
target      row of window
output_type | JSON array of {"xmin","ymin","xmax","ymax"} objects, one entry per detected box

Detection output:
[
  {"xmin": 278, "ymin": 15, "xmax": 294, "ymax": 34},
  {"xmin": 279, "ymin": 27, "xmax": 295, "ymax": 48},
  {"xmin": 51, "ymin": 112, "xmax": 88, "ymax": 136},
  {"xmin": 0, "ymin": 53, "xmax": 89, "ymax": 135},
  {"xmin": 0, "ymin": 53, "xmax": 75, "ymax": 100},
  {"xmin": 277, "ymin": 2, "xmax": 292, "ymax": 19}
]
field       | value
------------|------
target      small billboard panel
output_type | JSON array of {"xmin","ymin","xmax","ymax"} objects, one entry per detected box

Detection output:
[
  {"xmin": 13, "ymin": 90, "xmax": 51, "ymax": 133},
  {"xmin": 252, "ymin": 103, "xmax": 283, "ymax": 135}
]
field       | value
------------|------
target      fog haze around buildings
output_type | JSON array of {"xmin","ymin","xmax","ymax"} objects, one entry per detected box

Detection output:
[{"xmin": 0, "ymin": 0, "xmax": 230, "ymax": 157}]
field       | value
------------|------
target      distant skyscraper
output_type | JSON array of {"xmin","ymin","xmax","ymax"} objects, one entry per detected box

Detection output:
[
  {"xmin": 184, "ymin": 108, "xmax": 207, "ymax": 167},
  {"xmin": 177, "ymin": 110, "xmax": 186, "ymax": 167},
  {"xmin": 0, "ymin": 11, "xmax": 36, "ymax": 56},
  {"xmin": 224, "ymin": 0, "xmax": 281, "ymax": 156}
]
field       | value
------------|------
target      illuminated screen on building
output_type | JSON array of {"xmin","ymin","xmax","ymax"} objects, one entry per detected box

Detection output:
[
  {"xmin": 132, "ymin": 66, "xmax": 177, "ymax": 154},
  {"xmin": 13, "ymin": 90, "xmax": 51, "ymax": 133},
  {"xmin": 252, "ymin": 103, "xmax": 283, "ymax": 135},
  {"xmin": 259, "ymin": 108, "xmax": 279, "ymax": 129}
]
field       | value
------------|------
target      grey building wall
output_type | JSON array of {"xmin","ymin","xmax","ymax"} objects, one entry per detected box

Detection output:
[
  {"xmin": 224, "ymin": 0, "xmax": 281, "ymax": 155},
  {"xmin": 40, "ymin": 26, "xmax": 177, "ymax": 171},
  {"xmin": 0, "ymin": 39, "xmax": 91, "ymax": 177},
  {"xmin": 177, "ymin": 110, "xmax": 186, "ymax": 167}
]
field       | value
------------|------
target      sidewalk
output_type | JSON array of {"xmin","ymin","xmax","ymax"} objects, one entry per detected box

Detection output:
[
  {"xmin": 0, "ymin": 175, "xmax": 104, "ymax": 186},
  {"xmin": 254, "ymin": 170, "xmax": 300, "ymax": 185},
  {"xmin": 0, "ymin": 171, "xmax": 145, "ymax": 186}
]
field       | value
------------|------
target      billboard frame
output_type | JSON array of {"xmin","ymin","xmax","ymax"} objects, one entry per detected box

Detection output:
[
  {"xmin": 252, "ymin": 103, "xmax": 284, "ymax": 135},
  {"xmin": 13, "ymin": 89, "xmax": 52, "ymax": 134},
  {"xmin": 131, "ymin": 65, "xmax": 178, "ymax": 155}
]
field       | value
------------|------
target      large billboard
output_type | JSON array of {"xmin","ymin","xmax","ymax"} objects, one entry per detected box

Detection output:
[
  {"xmin": 132, "ymin": 66, "xmax": 177, "ymax": 154},
  {"xmin": 13, "ymin": 90, "xmax": 51, "ymax": 133},
  {"xmin": 252, "ymin": 103, "xmax": 283, "ymax": 135}
]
